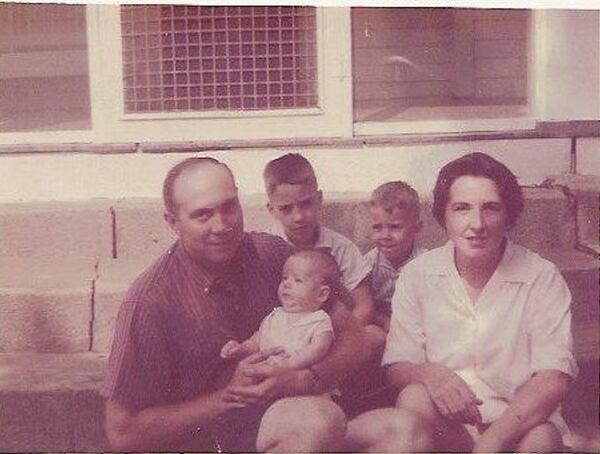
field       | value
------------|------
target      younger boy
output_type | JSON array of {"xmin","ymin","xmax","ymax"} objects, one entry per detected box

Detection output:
[
  {"xmin": 365, "ymin": 181, "xmax": 425, "ymax": 331},
  {"xmin": 263, "ymin": 153, "xmax": 375, "ymax": 327},
  {"xmin": 220, "ymin": 249, "xmax": 340, "ymax": 371}
]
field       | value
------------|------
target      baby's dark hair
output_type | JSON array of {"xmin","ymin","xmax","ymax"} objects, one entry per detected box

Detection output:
[
  {"xmin": 263, "ymin": 153, "xmax": 318, "ymax": 195},
  {"xmin": 292, "ymin": 248, "xmax": 343, "ymax": 309}
]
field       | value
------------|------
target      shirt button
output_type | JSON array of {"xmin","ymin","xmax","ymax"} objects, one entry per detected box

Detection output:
[{"xmin": 204, "ymin": 287, "xmax": 209, "ymax": 294}]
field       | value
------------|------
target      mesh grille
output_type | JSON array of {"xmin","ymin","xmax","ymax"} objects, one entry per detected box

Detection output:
[{"xmin": 121, "ymin": 6, "xmax": 318, "ymax": 113}]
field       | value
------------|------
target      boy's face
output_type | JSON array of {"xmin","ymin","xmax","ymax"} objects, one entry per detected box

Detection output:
[
  {"xmin": 267, "ymin": 183, "xmax": 322, "ymax": 249},
  {"xmin": 278, "ymin": 256, "xmax": 329, "ymax": 313},
  {"xmin": 369, "ymin": 205, "xmax": 421, "ymax": 267}
]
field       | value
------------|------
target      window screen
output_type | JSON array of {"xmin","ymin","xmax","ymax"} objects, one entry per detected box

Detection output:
[{"xmin": 121, "ymin": 6, "xmax": 318, "ymax": 113}]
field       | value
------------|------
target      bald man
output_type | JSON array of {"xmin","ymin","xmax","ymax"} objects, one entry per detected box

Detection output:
[{"xmin": 102, "ymin": 157, "xmax": 369, "ymax": 452}]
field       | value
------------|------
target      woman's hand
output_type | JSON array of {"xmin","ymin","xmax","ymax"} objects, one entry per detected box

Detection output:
[{"xmin": 419, "ymin": 363, "xmax": 483, "ymax": 425}]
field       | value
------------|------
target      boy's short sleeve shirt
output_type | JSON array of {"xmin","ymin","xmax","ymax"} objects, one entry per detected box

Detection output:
[
  {"xmin": 383, "ymin": 240, "xmax": 577, "ymax": 425},
  {"xmin": 314, "ymin": 227, "xmax": 371, "ymax": 291},
  {"xmin": 365, "ymin": 245, "xmax": 426, "ymax": 315}
]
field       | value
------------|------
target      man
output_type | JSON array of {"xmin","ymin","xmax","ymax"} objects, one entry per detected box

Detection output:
[{"xmin": 102, "ymin": 157, "xmax": 369, "ymax": 452}]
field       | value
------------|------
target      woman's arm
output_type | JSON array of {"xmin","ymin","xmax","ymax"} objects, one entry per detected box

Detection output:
[
  {"xmin": 387, "ymin": 361, "xmax": 483, "ymax": 425},
  {"xmin": 473, "ymin": 370, "xmax": 571, "ymax": 453}
]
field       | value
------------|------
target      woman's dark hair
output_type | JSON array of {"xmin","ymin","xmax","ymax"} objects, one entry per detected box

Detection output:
[{"xmin": 432, "ymin": 152, "xmax": 524, "ymax": 229}]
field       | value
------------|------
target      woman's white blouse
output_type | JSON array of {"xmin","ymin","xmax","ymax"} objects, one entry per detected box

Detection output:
[{"xmin": 383, "ymin": 240, "xmax": 577, "ymax": 423}]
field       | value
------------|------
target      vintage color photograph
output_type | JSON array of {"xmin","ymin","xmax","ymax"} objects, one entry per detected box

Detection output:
[{"xmin": 0, "ymin": 1, "xmax": 598, "ymax": 452}]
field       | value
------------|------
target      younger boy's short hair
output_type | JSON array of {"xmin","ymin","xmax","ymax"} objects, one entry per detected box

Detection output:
[
  {"xmin": 369, "ymin": 181, "xmax": 421, "ymax": 219},
  {"xmin": 263, "ymin": 153, "xmax": 318, "ymax": 195}
]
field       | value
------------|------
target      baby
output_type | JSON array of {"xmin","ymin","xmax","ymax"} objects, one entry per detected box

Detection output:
[{"xmin": 220, "ymin": 249, "xmax": 341, "ymax": 370}]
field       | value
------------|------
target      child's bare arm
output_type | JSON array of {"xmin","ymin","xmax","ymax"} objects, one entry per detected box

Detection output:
[
  {"xmin": 285, "ymin": 331, "xmax": 335, "ymax": 370},
  {"xmin": 220, "ymin": 332, "xmax": 260, "ymax": 360},
  {"xmin": 350, "ymin": 280, "xmax": 375, "ymax": 326}
]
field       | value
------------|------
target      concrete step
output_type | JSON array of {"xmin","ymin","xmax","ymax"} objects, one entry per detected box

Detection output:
[
  {"xmin": 0, "ymin": 189, "xmax": 596, "ymax": 357},
  {"xmin": 0, "ymin": 352, "xmax": 596, "ymax": 453},
  {"xmin": 0, "ymin": 260, "xmax": 96, "ymax": 353},
  {"xmin": 111, "ymin": 187, "xmax": 580, "ymax": 260},
  {"xmin": 0, "ymin": 199, "xmax": 112, "ymax": 262},
  {"xmin": 545, "ymin": 174, "xmax": 600, "ymax": 255},
  {"xmin": 91, "ymin": 249, "xmax": 599, "ymax": 362},
  {"xmin": 0, "ymin": 352, "xmax": 107, "ymax": 452},
  {"xmin": 0, "ymin": 186, "xmax": 585, "ymax": 265}
]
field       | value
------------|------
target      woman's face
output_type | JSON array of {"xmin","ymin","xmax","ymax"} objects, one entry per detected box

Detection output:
[{"xmin": 444, "ymin": 175, "xmax": 508, "ymax": 267}]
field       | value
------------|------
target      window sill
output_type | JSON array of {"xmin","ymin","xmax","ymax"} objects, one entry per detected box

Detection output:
[{"xmin": 354, "ymin": 104, "xmax": 535, "ymax": 135}]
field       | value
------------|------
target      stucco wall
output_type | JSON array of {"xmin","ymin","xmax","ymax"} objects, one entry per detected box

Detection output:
[{"xmin": 0, "ymin": 137, "xmax": 588, "ymax": 204}]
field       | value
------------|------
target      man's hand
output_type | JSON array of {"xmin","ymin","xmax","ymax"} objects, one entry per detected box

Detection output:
[
  {"xmin": 419, "ymin": 363, "xmax": 483, "ymax": 425},
  {"xmin": 228, "ymin": 359, "xmax": 314, "ymax": 404}
]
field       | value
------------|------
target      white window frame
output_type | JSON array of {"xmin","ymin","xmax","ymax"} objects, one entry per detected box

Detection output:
[
  {"xmin": 87, "ymin": 5, "xmax": 353, "ymax": 143},
  {"xmin": 0, "ymin": 5, "xmax": 352, "ymax": 145},
  {"xmin": 352, "ymin": 9, "xmax": 539, "ymax": 136},
  {"xmin": 0, "ymin": 7, "xmax": 559, "ymax": 146}
]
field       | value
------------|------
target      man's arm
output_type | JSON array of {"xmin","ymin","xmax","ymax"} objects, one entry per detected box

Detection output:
[
  {"xmin": 105, "ymin": 390, "xmax": 232, "ymax": 451},
  {"xmin": 350, "ymin": 280, "xmax": 375, "ymax": 325},
  {"xmin": 105, "ymin": 351, "xmax": 273, "ymax": 451},
  {"xmin": 473, "ymin": 370, "xmax": 571, "ymax": 453}
]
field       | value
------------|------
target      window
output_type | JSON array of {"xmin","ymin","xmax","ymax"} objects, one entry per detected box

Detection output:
[
  {"xmin": 1, "ymin": 5, "xmax": 547, "ymax": 145},
  {"xmin": 352, "ymin": 8, "xmax": 533, "ymax": 134},
  {"xmin": 83, "ymin": 5, "xmax": 350, "ymax": 143},
  {"xmin": 0, "ymin": 4, "xmax": 90, "ymax": 133},
  {"xmin": 120, "ymin": 6, "xmax": 318, "ymax": 113}
]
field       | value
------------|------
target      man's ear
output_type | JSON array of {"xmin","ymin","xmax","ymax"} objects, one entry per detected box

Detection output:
[
  {"xmin": 318, "ymin": 285, "xmax": 331, "ymax": 304},
  {"xmin": 164, "ymin": 211, "xmax": 179, "ymax": 234}
]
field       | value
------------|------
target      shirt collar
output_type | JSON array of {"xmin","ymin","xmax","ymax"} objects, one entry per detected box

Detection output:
[
  {"xmin": 428, "ymin": 239, "xmax": 532, "ymax": 283},
  {"xmin": 378, "ymin": 244, "xmax": 419, "ymax": 271},
  {"xmin": 280, "ymin": 225, "xmax": 325, "ymax": 250},
  {"xmin": 171, "ymin": 234, "xmax": 252, "ymax": 292}
]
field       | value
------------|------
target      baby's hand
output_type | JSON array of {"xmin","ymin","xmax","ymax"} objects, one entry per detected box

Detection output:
[
  {"xmin": 220, "ymin": 340, "xmax": 243, "ymax": 359},
  {"xmin": 264, "ymin": 348, "xmax": 292, "ymax": 368}
]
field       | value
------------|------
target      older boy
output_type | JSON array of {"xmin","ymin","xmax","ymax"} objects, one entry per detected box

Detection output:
[
  {"xmin": 364, "ymin": 181, "xmax": 425, "ymax": 331},
  {"xmin": 263, "ymin": 153, "xmax": 375, "ymax": 327}
]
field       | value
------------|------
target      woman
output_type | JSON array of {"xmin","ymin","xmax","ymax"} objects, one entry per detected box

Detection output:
[{"xmin": 346, "ymin": 152, "xmax": 576, "ymax": 453}]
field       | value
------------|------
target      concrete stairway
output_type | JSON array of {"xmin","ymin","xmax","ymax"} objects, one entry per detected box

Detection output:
[{"xmin": 0, "ymin": 184, "xmax": 598, "ymax": 452}]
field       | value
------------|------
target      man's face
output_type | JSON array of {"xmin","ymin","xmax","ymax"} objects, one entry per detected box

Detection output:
[
  {"xmin": 166, "ymin": 164, "xmax": 244, "ymax": 267},
  {"xmin": 369, "ymin": 205, "xmax": 421, "ymax": 268},
  {"xmin": 267, "ymin": 183, "xmax": 322, "ymax": 249}
]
